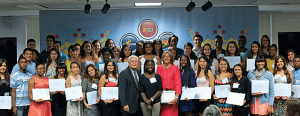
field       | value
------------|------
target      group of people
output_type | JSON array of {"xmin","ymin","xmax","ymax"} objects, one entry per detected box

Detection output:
[{"xmin": 0, "ymin": 34, "xmax": 300, "ymax": 116}]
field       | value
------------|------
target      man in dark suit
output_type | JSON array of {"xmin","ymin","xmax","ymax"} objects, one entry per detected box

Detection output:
[{"xmin": 119, "ymin": 55, "xmax": 141, "ymax": 116}]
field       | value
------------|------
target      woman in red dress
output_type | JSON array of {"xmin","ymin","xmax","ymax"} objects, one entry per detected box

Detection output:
[
  {"xmin": 157, "ymin": 51, "xmax": 182, "ymax": 116},
  {"xmin": 28, "ymin": 63, "xmax": 52, "ymax": 116}
]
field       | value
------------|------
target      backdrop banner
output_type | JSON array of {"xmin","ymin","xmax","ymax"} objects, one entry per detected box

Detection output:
[{"xmin": 40, "ymin": 6, "xmax": 258, "ymax": 55}]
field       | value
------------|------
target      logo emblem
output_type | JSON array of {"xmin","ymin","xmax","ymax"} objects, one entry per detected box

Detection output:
[{"xmin": 138, "ymin": 19, "xmax": 158, "ymax": 39}]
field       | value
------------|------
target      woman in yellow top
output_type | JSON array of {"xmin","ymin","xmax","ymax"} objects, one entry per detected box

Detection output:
[{"xmin": 65, "ymin": 45, "xmax": 77, "ymax": 76}]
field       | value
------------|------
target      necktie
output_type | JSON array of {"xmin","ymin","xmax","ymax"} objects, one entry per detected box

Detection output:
[{"xmin": 134, "ymin": 70, "xmax": 138, "ymax": 85}]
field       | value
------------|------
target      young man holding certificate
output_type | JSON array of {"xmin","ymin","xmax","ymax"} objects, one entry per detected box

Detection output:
[
  {"xmin": 10, "ymin": 55, "xmax": 32, "ymax": 116},
  {"xmin": 119, "ymin": 55, "xmax": 142, "ymax": 116}
]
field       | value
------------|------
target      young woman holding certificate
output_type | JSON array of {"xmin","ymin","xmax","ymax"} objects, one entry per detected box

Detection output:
[
  {"xmin": 65, "ymin": 45, "xmax": 77, "ymax": 76},
  {"xmin": 247, "ymin": 55, "xmax": 274, "ymax": 116},
  {"xmin": 157, "ymin": 51, "xmax": 182, "ymax": 116},
  {"xmin": 0, "ymin": 59, "xmax": 11, "ymax": 116},
  {"xmin": 224, "ymin": 41, "xmax": 245, "ymax": 67},
  {"xmin": 50, "ymin": 63, "xmax": 67, "ymax": 116},
  {"xmin": 139, "ymin": 59, "xmax": 162, "ymax": 116},
  {"xmin": 230, "ymin": 64, "xmax": 251, "ymax": 116},
  {"xmin": 28, "ymin": 63, "xmax": 52, "ymax": 116},
  {"xmin": 98, "ymin": 59, "xmax": 119, "ymax": 116},
  {"xmin": 245, "ymin": 41, "xmax": 262, "ymax": 71},
  {"xmin": 213, "ymin": 58, "xmax": 233, "ymax": 116},
  {"xmin": 66, "ymin": 62, "xmax": 83, "ymax": 116},
  {"xmin": 272, "ymin": 56, "xmax": 293, "ymax": 116},
  {"xmin": 82, "ymin": 64, "xmax": 101, "ymax": 115},
  {"xmin": 179, "ymin": 55, "xmax": 196, "ymax": 116},
  {"xmin": 195, "ymin": 56, "xmax": 214, "ymax": 116}
]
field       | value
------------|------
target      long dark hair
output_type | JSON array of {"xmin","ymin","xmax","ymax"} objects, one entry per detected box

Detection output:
[
  {"xmin": 80, "ymin": 41, "xmax": 93, "ymax": 58},
  {"xmin": 120, "ymin": 44, "xmax": 132, "ymax": 62},
  {"xmin": 197, "ymin": 56, "xmax": 211, "ymax": 79},
  {"xmin": 46, "ymin": 48, "xmax": 61, "ymax": 74},
  {"xmin": 184, "ymin": 42, "xmax": 197, "ymax": 60},
  {"xmin": 179, "ymin": 55, "xmax": 193, "ymax": 87},
  {"xmin": 225, "ymin": 41, "xmax": 240, "ymax": 56},
  {"xmin": 201, "ymin": 43, "xmax": 214, "ymax": 66},
  {"xmin": 55, "ymin": 63, "xmax": 68, "ymax": 79},
  {"xmin": 286, "ymin": 49, "xmax": 296, "ymax": 63},
  {"xmin": 260, "ymin": 35, "xmax": 270, "ymax": 48},
  {"xmin": 143, "ymin": 41, "xmax": 156, "ymax": 55},
  {"xmin": 248, "ymin": 41, "xmax": 262, "ymax": 59},
  {"xmin": 217, "ymin": 58, "xmax": 231, "ymax": 75},
  {"xmin": 83, "ymin": 64, "xmax": 101, "ymax": 84},
  {"xmin": 255, "ymin": 55, "xmax": 268, "ymax": 71},
  {"xmin": 105, "ymin": 39, "xmax": 115, "ymax": 48},
  {"xmin": 286, "ymin": 99, "xmax": 300, "ymax": 116},
  {"xmin": 0, "ymin": 59, "xmax": 9, "ymax": 86},
  {"xmin": 144, "ymin": 59, "xmax": 155, "ymax": 74},
  {"xmin": 231, "ymin": 64, "xmax": 246, "ymax": 86},
  {"xmin": 104, "ymin": 59, "xmax": 118, "ymax": 80},
  {"xmin": 92, "ymin": 40, "xmax": 102, "ymax": 58},
  {"xmin": 273, "ymin": 56, "xmax": 292, "ymax": 83},
  {"xmin": 153, "ymin": 39, "xmax": 163, "ymax": 58}
]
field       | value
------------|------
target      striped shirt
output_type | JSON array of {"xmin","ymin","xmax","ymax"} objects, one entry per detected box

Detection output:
[{"xmin": 10, "ymin": 71, "xmax": 32, "ymax": 106}]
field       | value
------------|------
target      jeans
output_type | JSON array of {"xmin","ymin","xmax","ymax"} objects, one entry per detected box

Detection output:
[
  {"xmin": 13, "ymin": 106, "xmax": 29, "ymax": 116},
  {"xmin": 140, "ymin": 102, "xmax": 161, "ymax": 116}
]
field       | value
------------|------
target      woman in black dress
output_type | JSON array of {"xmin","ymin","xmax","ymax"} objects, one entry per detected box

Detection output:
[
  {"xmin": 50, "ymin": 63, "xmax": 68, "ymax": 116},
  {"xmin": 230, "ymin": 64, "xmax": 251, "ymax": 116},
  {"xmin": 0, "ymin": 59, "xmax": 12, "ymax": 116}
]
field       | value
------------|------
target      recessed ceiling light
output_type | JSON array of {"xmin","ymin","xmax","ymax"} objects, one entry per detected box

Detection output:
[{"xmin": 134, "ymin": 3, "xmax": 162, "ymax": 6}]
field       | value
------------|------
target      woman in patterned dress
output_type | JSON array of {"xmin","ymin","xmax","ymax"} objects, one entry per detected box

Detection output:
[
  {"xmin": 272, "ymin": 56, "xmax": 293, "ymax": 116},
  {"xmin": 66, "ymin": 62, "xmax": 83, "ymax": 116},
  {"xmin": 213, "ymin": 58, "xmax": 232, "ymax": 116},
  {"xmin": 45, "ymin": 48, "xmax": 61, "ymax": 78}
]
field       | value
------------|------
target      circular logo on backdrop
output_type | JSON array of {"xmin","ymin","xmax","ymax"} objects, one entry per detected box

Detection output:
[
  {"xmin": 158, "ymin": 32, "xmax": 174, "ymax": 49},
  {"xmin": 120, "ymin": 33, "xmax": 139, "ymax": 51},
  {"xmin": 138, "ymin": 19, "xmax": 158, "ymax": 39}
]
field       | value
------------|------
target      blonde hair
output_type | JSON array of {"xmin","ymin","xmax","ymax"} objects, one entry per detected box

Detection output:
[{"xmin": 162, "ymin": 51, "xmax": 174, "ymax": 64}]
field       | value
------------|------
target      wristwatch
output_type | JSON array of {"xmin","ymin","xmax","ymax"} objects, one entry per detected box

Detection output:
[{"xmin": 150, "ymin": 98, "xmax": 154, "ymax": 102}]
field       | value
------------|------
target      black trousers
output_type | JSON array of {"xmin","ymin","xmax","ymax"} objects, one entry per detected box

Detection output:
[{"xmin": 232, "ymin": 105, "xmax": 249, "ymax": 116}]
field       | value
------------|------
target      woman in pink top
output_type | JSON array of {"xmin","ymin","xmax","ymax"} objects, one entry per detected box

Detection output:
[
  {"xmin": 157, "ymin": 51, "xmax": 182, "ymax": 116},
  {"xmin": 195, "ymin": 56, "xmax": 215, "ymax": 116}
]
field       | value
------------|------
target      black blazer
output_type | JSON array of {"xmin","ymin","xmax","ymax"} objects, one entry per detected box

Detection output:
[{"xmin": 118, "ymin": 67, "xmax": 141, "ymax": 113}]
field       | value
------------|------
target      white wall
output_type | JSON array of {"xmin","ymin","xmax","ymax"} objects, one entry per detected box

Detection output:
[
  {"xmin": 26, "ymin": 16, "xmax": 40, "ymax": 52},
  {"xmin": 259, "ymin": 11, "xmax": 300, "ymax": 49}
]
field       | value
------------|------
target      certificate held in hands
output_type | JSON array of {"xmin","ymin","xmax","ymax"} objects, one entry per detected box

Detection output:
[
  {"xmin": 292, "ymin": 85, "xmax": 300, "ymax": 98},
  {"xmin": 247, "ymin": 59, "xmax": 256, "ymax": 71},
  {"xmin": 49, "ymin": 79, "xmax": 66, "ymax": 92},
  {"xmin": 274, "ymin": 84, "xmax": 291, "ymax": 96},
  {"xmin": 32, "ymin": 89, "xmax": 51, "ymax": 100},
  {"xmin": 224, "ymin": 56, "xmax": 241, "ymax": 68},
  {"xmin": 101, "ymin": 87, "xmax": 118, "ymax": 100},
  {"xmin": 215, "ymin": 85, "xmax": 230, "ymax": 98},
  {"xmin": 161, "ymin": 90, "xmax": 175, "ymax": 104},
  {"xmin": 251, "ymin": 80, "xmax": 269, "ymax": 93},
  {"xmin": 194, "ymin": 87, "xmax": 211, "ymax": 99},
  {"xmin": 86, "ymin": 91, "xmax": 99, "ymax": 105},
  {"xmin": 180, "ymin": 88, "xmax": 195, "ymax": 100},
  {"xmin": 226, "ymin": 92, "xmax": 245, "ymax": 106},
  {"xmin": 65, "ymin": 86, "xmax": 83, "ymax": 101},
  {"xmin": 0, "ymin": 96, "xmax": 11, "ymax": 109}
]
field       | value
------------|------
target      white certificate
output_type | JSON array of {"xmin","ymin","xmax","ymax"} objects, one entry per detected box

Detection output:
[
  {"xmin": 224, "ymin": 56, "xmax": 241, "ymax": 68},
  {"xmin": 226, "ymin": 92, "xmax": 245, "ymax": 106},
  {"xmin": 98, "ymin": 63, "xmax": 105, "ymax": 74},
  {"xmin": 101, "ymin": 87, "xmax": 118, "ymax": 100},
  {"xmin": 118, "ymin": 62, "xmax": 128, "ymax": 74},
  {"xmin": 292, "ymin": 85, "xmax": 300, "ymax": 98},
  {"xmin": 86, "ymin": 91, "xmax": 99, "ymax": 105},
  {"xmin": 49, "ymin": 79, "xmax": 66, "ymax": 92},
  {"xmin": 190, "ymin": 60, "xmax": 195, "ymax": 70},
  {"xmin": 180, "ymin": 88, "xmax": 195, "ymax": 100},
  {"xmin": 210, "ymin": 66, "xmax": 216, "ymax": 75},
  {"xmin": 32, "ymin": 89, "xmax": 50, "ymax": 100},
  {"xmin": 194, "ymin": 87, "xmax": 211, "ymax": 99},
  {"xmin": 247, "ymin": 59, "xmax": 256, "ymax": 71},
  {"xmin": 65, "ymin": 86, "xmax": 83, "ymax": 101},
  {"xmin": 161, "ymin": 90, "xmax": 175, "ymax": 104},
  {"xmin": 251, "ymin": 80, "xmax": 269, "ymax": 93},
  {"xmin": 274, "ymin": 84, "xmax": 291, "ymax": 96},
  {"xmin": 0, "ymin": 96, "xmax": 11, "ymax": 109},
  {"xmin": 219, "ymin": 54, "xmax": 224, "ymax": 58},
  {"xmin": 215, "ymin": 85, "xmax": 230, "ymax": 98}
]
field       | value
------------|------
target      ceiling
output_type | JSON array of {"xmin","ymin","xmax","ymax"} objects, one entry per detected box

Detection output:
[{"xmin": 0, "ymin": 0, "xmax": 300, "ymax": 11}]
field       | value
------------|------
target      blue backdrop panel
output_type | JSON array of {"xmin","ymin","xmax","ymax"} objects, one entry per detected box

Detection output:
[{"xmin": 40, "ymin": 6, "xmax": 258, "ymax": 55}]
